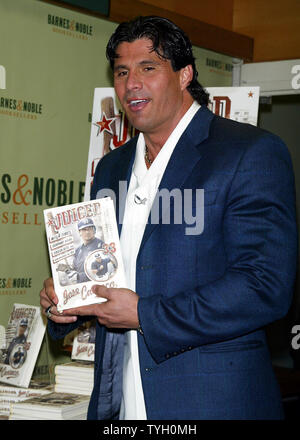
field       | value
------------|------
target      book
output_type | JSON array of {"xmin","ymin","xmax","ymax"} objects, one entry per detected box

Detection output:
[
  {"xmin": 0, "ymin": 396, "xmax": 26, "ymax": 417},
  {"xmin": 54, "ymin": 361, "xmax": 94, "ymax": 377},
  {"xmin": 9, "ymin": 392, "xmax": 90, "ymax": 420},
  {"xmin": 0, "ymin": 381, "xmax": 52, "ymax": 417},
  {"xmin": 43, "ymin": 197, "xmax": 127, "ymax": 311},
  {"xmin": 0, "ymin": 380, "xmax": 52, "ymax": 398},
  {"xmin": 54, "ymin": 382, "xmax": 93, "ymax": 396},
  {"xmin": 0, "ymin": 304, "xmax": 46, "ymax": 388},
  {"xmin": 71, "ymin": 320, "xmax": 96, "ymax": 362},
  {"xmin": 54, "ymin": 360, "xmax": 94, "ymax": 396}
]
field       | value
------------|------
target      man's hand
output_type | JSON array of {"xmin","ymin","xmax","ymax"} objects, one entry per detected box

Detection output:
[
  {"xmin": 63, "ymin": 286, "xmax": 140, "ymax": 329},
  {"xmin": 40, "ymin": 278, "xmax": 77, "ymax": 324}
]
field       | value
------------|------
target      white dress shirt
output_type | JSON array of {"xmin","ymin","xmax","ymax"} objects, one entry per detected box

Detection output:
[{"xmin": 119, "ymin": 101, "xmax": 200, "ymax": 420}]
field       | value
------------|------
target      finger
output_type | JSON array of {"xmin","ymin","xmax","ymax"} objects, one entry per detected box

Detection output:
[
  {"xmin": 40, "ymin": 287, "xmax": 55, "ymax": 310},
  {"xmin": 91, "ymin": 285, "xmax": 110, "ymax": 299},
  {"xmin": 43, "ymin": 278, "xmax": 58, "ymax": 306},
  {"xmin": 47, "ymin": 313, "xmax": 77, "ymax": 324},
  {"xmin": 43, "ymin": 305, "xmax": 77, "ymax": 324},
  {"xmin": 63, "ymin": 303, "xmax": 105, "ymax": 317}
]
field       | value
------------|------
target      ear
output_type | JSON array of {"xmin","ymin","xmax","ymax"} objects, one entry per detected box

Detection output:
[{"xmin": 180, "ymin": 64, "xmax": 193, "ymax": 90}]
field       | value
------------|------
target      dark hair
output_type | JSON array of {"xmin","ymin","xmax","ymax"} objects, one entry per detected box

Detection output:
[{"xmin": 106, "ymin": 16, "xmax": 209, "ymax": 106}]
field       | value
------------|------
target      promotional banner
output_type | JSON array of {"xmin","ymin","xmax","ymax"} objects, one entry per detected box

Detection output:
[
  {"xmin": 85, "ymin": 86, "xmax": 260, "ymax": 201},
  {"xmin": 207, "ymin": 86, "xmax": 260, "ymax": 125}
]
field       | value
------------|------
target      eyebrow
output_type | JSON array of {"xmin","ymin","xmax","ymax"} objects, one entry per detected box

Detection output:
[{"xmin": 113, "ymin": 60, "xmax": 161, "ymax": 72}]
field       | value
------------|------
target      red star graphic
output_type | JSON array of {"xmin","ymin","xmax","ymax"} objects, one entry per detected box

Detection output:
[
  {"xmin": 94, "ymin": 112, "xmax": 116, "ymax": 136},
  {"xmin": 248, "ymin": 91, "xmax": 254, "ymax": 98},
  {"xmin": 47, "ymin": 218, "xmax": 55, "ymax": 227}
]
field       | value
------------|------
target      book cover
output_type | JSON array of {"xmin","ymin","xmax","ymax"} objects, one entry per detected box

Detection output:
[
  {"xmin": 71, "ymin": 320, "xmax": 96, "ymax": 361},
  {"xmin": 43, "ymin": 197, "xmax": 127, "ymax": 311},
  {"xmin": 0, "ymin": 304, "xmax": 46, "ymax": 388}
]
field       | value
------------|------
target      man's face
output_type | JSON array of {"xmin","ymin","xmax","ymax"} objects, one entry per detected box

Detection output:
[
  {"xmin": 113, "ymin": 38, "xmax": 192, "ymax": 139},
  {"xmin": 79, "ymin": 226, "xmax": 95, "ymax": 244},
  {"xmin": 18, "ymin": 325, "xmax": 26, "ymax": 336}
]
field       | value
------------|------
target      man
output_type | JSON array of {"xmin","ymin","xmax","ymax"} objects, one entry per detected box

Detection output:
[
  {"xmin": 12, "ymin": 346, "xmax": 26, "ymax": 368},
  {"xmin": 62, "ymin": 218, "xmax": 104, "ymax": 284},
  {"xmin": 91, "ymin": 253, "xmax": 112, "ymax": 280},
  {"xmin": 40, "ymin": 16, "xmax": 297, "ymax": 419},
  {"xmin": 4, "ymin": 318, "xmax": 28, "ymax": 365}
]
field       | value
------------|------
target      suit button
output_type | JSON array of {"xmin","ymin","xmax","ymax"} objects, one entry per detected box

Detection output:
[
  {"xmin": 173, "ymin": 352, "xmax": 178, "ymax": 356},
  {"xmin": 180, "ymin": 348, "xmax": 185, "ymax": 353},
  {"xmin": 165, "ymin": 353, "xmax": 170, "ymax": 359},
  {"xmin": 188, "ymin": 346, "xmax": 193, "ymax": 350}
]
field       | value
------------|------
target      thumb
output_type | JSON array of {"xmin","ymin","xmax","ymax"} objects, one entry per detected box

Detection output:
[{"xmin": 92, "ymin": 285, "xmax": 110, "ymax": 299}]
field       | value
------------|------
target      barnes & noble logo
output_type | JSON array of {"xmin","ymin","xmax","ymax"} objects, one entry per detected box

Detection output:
[
  {"xmin": 0, "ymin": 277, "xmax": 32, "ymax": 296},
  {"xmin": 0, "ymin": 65, "xmax": 6, "ymax": 90},
  {"xmin": 206, "ymin": 58, "xmax": 233, "ymax": 73},
  {"xmin": 1, "ymin": 173, "xmax": 85, "ymax": 227},
  {"xmin": 0, "ymin": 96, "xmax": 43, "ymax": 120},
  {"xmin": 48, "ymin": 14, "xmax": 93, "ymax": 39}
]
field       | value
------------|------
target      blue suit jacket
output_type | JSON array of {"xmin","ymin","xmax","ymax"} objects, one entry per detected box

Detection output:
[{"xmin": 48, "ymin": 106, "xmax": 297, "ymax": 419}]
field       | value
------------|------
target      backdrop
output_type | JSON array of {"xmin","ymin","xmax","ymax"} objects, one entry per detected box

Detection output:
[{"xmin": 0, "ymin": 0, "xmax": 233, "ymax": 374}]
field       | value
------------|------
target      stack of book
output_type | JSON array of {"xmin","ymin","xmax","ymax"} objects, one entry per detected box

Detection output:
[
  {"xmin": 54, "ymin": 361, "xmax": 94, "ymax": 396},
  {"xmin": 0, "ymin": 380, "xmax": 52, "ymax": 419},
  {"xmin": 9, "ymin": 392, "xmax": 90, "ymax": 420}
]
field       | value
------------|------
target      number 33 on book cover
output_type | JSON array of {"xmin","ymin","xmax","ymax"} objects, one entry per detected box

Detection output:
[{"xmin": 44, "ymin": 197, "xmax": 127, "ymax": 311}]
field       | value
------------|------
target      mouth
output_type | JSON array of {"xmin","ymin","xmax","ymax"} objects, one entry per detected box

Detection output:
[{"xmin": 127, "ymin": 98, "xmax": 150, "ymax": 111}]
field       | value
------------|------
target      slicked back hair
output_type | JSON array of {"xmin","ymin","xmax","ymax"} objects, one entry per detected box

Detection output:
[{"xmin": 106, "ymin": 16, "xmax": 209, "ymax": 106}]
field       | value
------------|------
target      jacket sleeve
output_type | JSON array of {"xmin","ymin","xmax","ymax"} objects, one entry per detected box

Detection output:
[
  {"xmin": 138, "ymin": 134, "xmax": 298, "ymax": 363},
  {"xmin": 47, "ymin": 316, "xmax": 92, "ymax": 341}
]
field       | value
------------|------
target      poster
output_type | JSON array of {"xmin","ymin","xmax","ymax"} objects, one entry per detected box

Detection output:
[{"xmin": 84, "ymin": 86, "xmax": 260, "ymax": 201}]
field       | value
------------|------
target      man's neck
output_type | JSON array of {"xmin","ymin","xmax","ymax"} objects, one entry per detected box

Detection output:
[{"xmin": 143, "ymin": 97, "xmax": 195, "ymax": 162}]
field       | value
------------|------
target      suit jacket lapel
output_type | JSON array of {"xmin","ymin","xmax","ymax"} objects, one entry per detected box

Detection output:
[
  {"xmin": 138, "ymin": 106, "xmax": 215, "ymax": 252},
  {"xmin": 108, "ymin": 140, "xmax": 137, "ymax": 235}
]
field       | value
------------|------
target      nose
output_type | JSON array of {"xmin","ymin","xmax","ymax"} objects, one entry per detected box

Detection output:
[{"xmin": 126, "ymin": 69, "xmax": 142, "ymax": 91}]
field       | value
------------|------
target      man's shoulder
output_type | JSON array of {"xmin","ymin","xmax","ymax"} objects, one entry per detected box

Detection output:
[
  {"xmin": 210, "ymin": 113, "xmax": 280, "ymax": 144},
  {"xmin": 98, "ymin": 136, "xmax": 137, "ymax": 168},
  {"xmin": 74, "ymin": 244, "xmax": 83, "ymax": 256},
  {"xmin": 204, "ymin": 114, "xmax": 293, "ymax": 177},
  {"xmin": 94, "ymin": 237, "xmax": 104, "ymax": 246},
  {"xmin": 204, "ymin": 112, "xmax": 288, "ymax": 157},
  {"xmin": 210, "ymin": 114, "xmax": 263, "ymax": 140}
]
